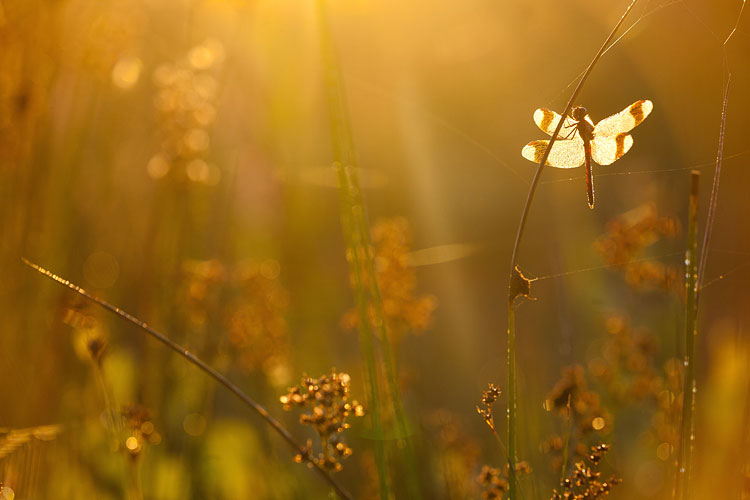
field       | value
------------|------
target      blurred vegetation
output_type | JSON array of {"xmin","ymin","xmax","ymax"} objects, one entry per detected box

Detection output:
[{"xmin": 1, "ymin": 0, "xmax": 749, "ymax": 499}]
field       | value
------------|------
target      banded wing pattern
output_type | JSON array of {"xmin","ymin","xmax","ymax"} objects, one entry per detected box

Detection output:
[
  {"xmin": 533, "ymin": 108, "xmax": 581, "ymax": 137},
  {"xmin": 594, "ymin": 99, "xmax": 653, "ymax": 137},
  {"xmin": 520, "ymin": 99, "xmax": 653, "ymax": 208},
  {"xmin": 590, "ymin": 99, "xmax": 652, "ymax": 165},
  {"xmin": 590, "ymin": 134, "xmax": 633, "ymax": 165},
  {"xmin": 522, "ymin": 139, "xmax": 585, "ymax": 168}
]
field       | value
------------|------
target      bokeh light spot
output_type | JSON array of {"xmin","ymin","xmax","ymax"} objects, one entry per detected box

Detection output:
[
  {"xmin": 186, "ymin": 159, "xmax": 210, "ymax": 183},
  {"xmin": 183, "ymin": 413, "xmax": 207, "ymax": 437},
  {"xmin": 188, "ymin": 38, "xmax": 225, "ymax": 70},
  {"xmin": 111, "ymin": 55, "xmax": 142, "ymax": 90},
  {"xmin": 125, "ymin": 436, "xmax": 139, "ymax": 451},
  {"xmin": 0, "ymin": 485, "xmax": 15, "ymax": 500},
  {"xmin": 592, "ymin": 417, "xmax": 606, "ymax": 430},
  {"xmin": 184, "ymin": 128, "xmax": 210, "ymax": 153},
  {"xmin": 140, "ymin": 421, "xmax": 154, "ymax": 435},
  {"xmin": 147, "ymin": 154, "xmax": 171, "ymax": 179}
]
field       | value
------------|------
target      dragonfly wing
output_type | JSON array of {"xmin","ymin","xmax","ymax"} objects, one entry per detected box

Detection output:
[
  {"xmin": 534, "ymin": 108, "xmax": 580, "ymax": 137},
  {"xmin": 591, "ymin": 134, "xmax": 633, "ymax": 165},
  {"xmin": 522, "ymin": 139, "xmax": 585, "ymax": 168},
  {"xmin": 594, "ymin": 100, "xmax": 653, "ymax": 137}
]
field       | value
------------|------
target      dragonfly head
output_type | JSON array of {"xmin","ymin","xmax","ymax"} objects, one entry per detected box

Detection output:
[{"xmin": 571, "ymin": 106, "xmax": 588, "ymax": 121}]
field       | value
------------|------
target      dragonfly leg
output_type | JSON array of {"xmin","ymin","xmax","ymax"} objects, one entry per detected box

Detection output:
[{"xmin": 561, "ymin": 122, "xmax": 578, "ymax": 140}]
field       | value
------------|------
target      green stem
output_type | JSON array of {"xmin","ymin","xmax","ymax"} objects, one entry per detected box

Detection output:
[
  {"xmin": 315, "ymin": 2, "xmax": 424, "ymax": 498},
  {"xmin": 675, "ymin": 73, "xmax": 730, "ymax": 500},
  {"xmin": 315, "ymin": 3, "xmax": 392, "ymax": 498},
  {"xmin": 675, "ymin": 172, "xmax": 700, "ymax": 500},
  {"xmin": 559, "ymin": 396, "xmax": 573, "ymax": 489},
  {"xmin": 507, "ymin": 299, "xmax": 518, "ymax": 498}
]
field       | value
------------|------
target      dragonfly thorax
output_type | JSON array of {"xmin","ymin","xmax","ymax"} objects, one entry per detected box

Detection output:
[{"xmin": 571, "ymin": 106, "xmax": 594, "ymax": 141}]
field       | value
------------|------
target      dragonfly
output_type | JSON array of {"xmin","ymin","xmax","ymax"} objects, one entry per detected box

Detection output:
[{"xmin": 521, "ymin": 100, "xmax": 653, "ymax": 209}]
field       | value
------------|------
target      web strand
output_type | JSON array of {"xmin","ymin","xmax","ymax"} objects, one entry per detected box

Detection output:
[
  {"xmin": 699, "ymin": 260, "xmax": 750, "ymax": 292},
  {"xmin": 530, "ymin": 252, "xmax": 683, "ymax": 282},
  {"xmin": 519, "ymin": 245, "xmax": 750, "ymax": 284},
  {"xmin": 539, "ymin": 150, "xmax": 750, "ymax": 185},
  {"xmin": 334, "ymin": 1, "xmax": 745, "ymax": 195}
]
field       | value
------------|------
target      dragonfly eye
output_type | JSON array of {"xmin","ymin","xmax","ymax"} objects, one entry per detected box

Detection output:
[{"xmin": 572, "ymin": 107, "xmax": 588, "ymax": 121}]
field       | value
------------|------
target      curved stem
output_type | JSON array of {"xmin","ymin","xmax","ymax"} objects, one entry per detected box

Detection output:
[
  {"xmin": 696, "ymin": 73, "xmax": 730, "ymax": 305},
  {"xmin": 505, "ymin": 3, "xmax": 640, "ymax": 499},
  {"xmin": 675, "ymin": 73, "xmax": 731, "ymax": 500},
  {"xmin": 675, "ymin": 172, "xmax": 700, "ymax": 500},
  {"xmin": 22, "ymin": 258, "xmax": 354, "ymax": 500}
]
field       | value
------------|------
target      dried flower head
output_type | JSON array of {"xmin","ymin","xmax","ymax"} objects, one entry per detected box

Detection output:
[
  {"xmin": 120, "ymin": 404, "xmax": 160, "ymax": 458},
  {"xmin": 543, "ymin": 366, "xmax": 610, "ymax": 471},
  {"xmin": 550, "ymin": 444, "xmax": 621, "ymax": 500},
  {"xmin": 175, "ymin": 258, "xmax": 291, "ymax": 383},
  {"xmin": 178, "ymin": 259, "xmax": 226, "ymax": 330},
  {"xmin": 477, "ymin": 461, "xmax": 531, "ymax": 500},
  {"xmin": 589, "ymin": 313, "xmax": 684, "ymax": 463},
  {"xmin": 148, "ymin": 38, "xmax": 224, "ymax": 184},
  {"xmin": 478, "ymin": 465, "xmax": 509, "ymax": 499},
  {"xmin": 342, "ymin": 217, "xmax": 437, "ymax": 339},
  {"xmin": 477, "ymin": 383, "xmax": 502, "ymax": 431},
  {"xmin": 424, "ymin": 410, "xmax": 481, "ymax": 498},
  {"xmin": 280, "ymin": 371, "xmax": 364, "ymax": 472},
  {"xmin": 593, "ymin": 203, "xmax": 682, "ymax": 295},
  {"xmin": 226, "ymin": 260, "xmax": 290, "ymax": 381},
  {"xmin": 63, "ymin": 300, "xmax": 109, "ymax": 365}
]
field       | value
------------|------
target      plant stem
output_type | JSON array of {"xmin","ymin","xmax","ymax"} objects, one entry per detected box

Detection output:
[
  {"xmin": 316, "ymin": 2, "xmax": 422, "ymax": 498},
  {"xmin": 315, "ymin": 2, "xmax": 391, "ymax": 497},
  {"xmin": 559, "ymin": 396, "xmax": 573, "ymax": 488},
  {"xmin": 675, "ymin": 73, "xmax": 730, "ymax": 500},
  {"xmin": 21, "ymin": 258, "xmax": 354, "ymax": 500},
  {"xmin": 505, "ymin": 3, "xmax": 639, "ymax": 498},
  {"xmin": 675, "ymin": 172, "xmax": 700, "ymax": 500}
]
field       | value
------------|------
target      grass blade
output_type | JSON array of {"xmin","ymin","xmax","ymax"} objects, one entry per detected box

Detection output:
[
  {"xmin": 316, "ymin": 2, "xmax": 423, "ymax": 498},
  {"xmin": 21, "ymin": 258, "xmax": 354, "ymax": 500}
]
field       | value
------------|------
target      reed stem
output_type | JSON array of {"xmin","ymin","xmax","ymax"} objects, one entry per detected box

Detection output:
[
  {"xmin": 675, "ymin": 73, "xmax": 730, "ymax": 500},
  {"xmin": 505, "ymin": 3, "xmax": 639, "ymax": 498},
  {"xmin": 675, "ymin": 172, "xmax": 700, "ymax": 500},
  {"xmin": 316, "ymin": 2, "xmax": 424, "ymax": 498}
]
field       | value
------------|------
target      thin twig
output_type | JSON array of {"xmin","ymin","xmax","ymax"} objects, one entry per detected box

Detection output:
[
  {"xmin": 508, "ymin": 0, "xmax": 640, "ymax": 270},
  {"xmin": 559, "ymin": 395, "xmax": 573, "ymax": 489},
  {"xmin": 21, "ymin": 258, "xmax": 354, "ymax": 500},
  {"xmin": 674, "ymin": 172, "xmax": 700, "ymax": 500},
  {"xmin": 675, "ymin": 65, "xmax": 732, "ymax": 500},
  {"xmin": 505, "ymin": 3, "xmax": 640, "ymax": 500},
  {"xmin": 696, "ymin": 74, "xmax": 731, "ymax": 305}
]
